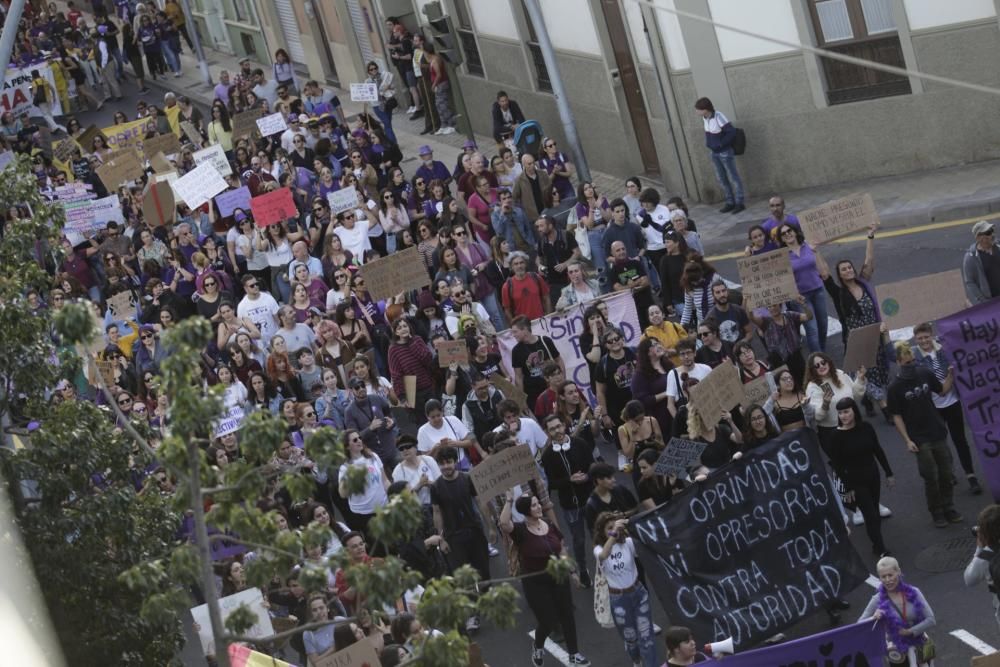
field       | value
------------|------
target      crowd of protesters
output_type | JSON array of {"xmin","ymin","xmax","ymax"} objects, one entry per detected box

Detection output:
[{"xmin": 7, "ymin": 1, "xmax": 1000, "ymax": 666}]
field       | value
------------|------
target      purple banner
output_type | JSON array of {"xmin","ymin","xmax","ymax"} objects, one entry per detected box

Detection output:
[
  {"xmin": 701, "ymin": 621, "xmax": 885, "ymax": 666},
  {"xmin": 938, "ymin": 300, "xmax": 1000, "ymax": 502}
]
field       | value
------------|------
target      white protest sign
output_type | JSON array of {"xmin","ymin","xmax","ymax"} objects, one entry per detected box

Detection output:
[
  {"xmin": 215, "ymin": 406, "xmax": 245, "ymax": 437},
  {"xmin": 172, "ymin": 162, "xmax": 228, "ymax": 209},
  {"xmin": 327, "ymin": 188, "xmax": 358, "ymax": 215},
  {"xmin": 190, "ymin": 588, "xmax": 273, "ymax": 657},
  {"xmin": 255, "ymin": 112, "xmax": 288, "ymax": 137},
  {"xmin": 350, "ymin": 82, "xmax": 379, "ymax": 103},
  {"xmin": 62, "ymin": 194, "xmax": 124, "ymax": 235},
  {"xmin": 192, "ymin": 143, "xmax": 233, "ymax": 177}
]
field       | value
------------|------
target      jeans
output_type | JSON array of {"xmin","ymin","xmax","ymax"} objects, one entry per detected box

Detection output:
[
  {"xmin": 385, "ymin": 231, "xmax": 397, "ymax": 254},
  {"xmin": 709, "ymin": 149, "xmax": 744, "ymax": 206},
  {"xmin": 795, "ymin": 286, "xmax": 828, "ymax": 353},
  {"xmin": 434, "ymin": 81, "xmax": 456, "ymax": 128},
  {"xmin": 588, "ymin": 227, "xmax": 607, "ymax": 275},
  {"xmin": 373, "ymin": 104, "xmax": 397, "ymax": 144},
  {"xmin": 480, "ymin": 291, "xmax": 506, "ymax": 331},
  {"xmin": 560, "ymin": 506, "xmax": 588, "ymax": 576},
  {"xmin": 914, "ymin": 438, "xmax": 955, "ymax": 514},
  {"xmin": 161, "ymin": 42, "xmax": 181, "ymax": 73},
  {"xmin": 610, "ymin": 584, "xmax": 658, "ymax": 667},
  {"xmin": 939, "ymin": 401, "xmax": 974, "ymax": 475}
]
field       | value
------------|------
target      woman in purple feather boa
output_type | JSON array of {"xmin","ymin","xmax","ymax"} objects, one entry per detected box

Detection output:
[{"xmin": 859, "ymin": 556, "xmax": 937, "ymax": 665}]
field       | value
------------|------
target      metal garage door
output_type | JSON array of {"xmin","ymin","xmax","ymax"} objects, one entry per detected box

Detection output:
[{"xmin": 274, "ymin": 0, "xmax": 307, "ymax": 64}]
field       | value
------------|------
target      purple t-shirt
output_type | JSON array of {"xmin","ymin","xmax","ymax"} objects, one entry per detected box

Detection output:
[
  {"xmin": 788, "ymin": 243, "xmax": 823, "ymax": 293},
  {"xmin": 761, "ymin": 214, "xmax": 801, "ymax": 244}
]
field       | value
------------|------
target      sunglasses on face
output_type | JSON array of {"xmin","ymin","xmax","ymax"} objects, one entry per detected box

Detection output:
[
  {"xmin": 606, "ymin": 336, "xmax": 622, "ymax": 344},
  {"xmin": 140, "ymin": 333, "xmax": 154, "ymax": 340},
  {"xmin": 118, "ymin": 397, "xmax": 132, "ymax": 406},
  {"xmin": 453, "ymin": 230, "xmax": 466, "ymax": 237},
  {"xmin": 204, "ymin": 280, "xmax": 216, "ymax": 287},
  {"xmin": 246, "ymin": 282, "xmax": 259, "ymax": 288},
  {"xmin": 698, "ymin": 331, "xmax": 711, "ymax": 338}
]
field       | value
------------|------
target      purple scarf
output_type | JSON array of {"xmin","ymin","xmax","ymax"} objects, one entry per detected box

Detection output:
[{"xmin": 877, "ymin": 578, "xmax": 928, "ymax": 652}]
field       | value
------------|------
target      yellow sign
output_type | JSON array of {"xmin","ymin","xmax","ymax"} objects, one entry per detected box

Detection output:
[{"xmin": 101, "ymin": 117, "xmax": 157, "ymax": 152}]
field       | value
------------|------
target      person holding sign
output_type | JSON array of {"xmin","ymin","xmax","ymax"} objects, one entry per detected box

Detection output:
[
  {"xmin": 500, "ymin": 493, "xmax": 592, "ymax": 667},
  {"xmin": 777, "ymin": 223, "xmax": 829, "ymax": 353},
  {"xmin": 593, "ymin": 511, "xmax": 659, "ymax": 667},
  {"xmin": 804, "ymin": 352, "xmax": 867, "ymax": 455},
  {"xmin": 687, "ymin": 409, "xmax": 743, "ymax": 472}
]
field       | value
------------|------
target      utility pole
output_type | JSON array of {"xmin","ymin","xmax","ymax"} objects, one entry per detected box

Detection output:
[
  {"xmin": 0, "ymin": 0, "xmax": 26, "ymax": 81},
  {"xmin": 521, "ymin": 0, "xmax": 590, "ymax": 182},
  {"xmin": 178, "ymin": 0, "xmax": 212, "ymax": 86}
]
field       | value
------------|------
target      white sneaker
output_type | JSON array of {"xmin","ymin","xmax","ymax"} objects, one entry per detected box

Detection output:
[
  {"xmin": 440, "ymin": 126, "xmax": 456, "ymax": 135},
  {"xmin": 488, "ymin": 543, "xmax": 499, "ymax": 557},
  {"xmin": 173, "ymin": 71, "xmax": 182, "ymax": 77},
  {"xmin": 852, "ymin": 509, "xmax": 864, "ymax": 526},
  {"xmin": 653, "ymin": 623, "xmax": 662, "ymax": 635},
  {"xmin": 569, "ymin": 654, "xmax": 591, "ymax": 666},
  {"xmin": 879, "ymin": 504, "xmax": 892, "ymax": 518},
  {"xmin": 531, "ymin": 648, "xmax": 545, "ymax": 667},
  {"xmin": 406, "ymin": 105, "xmax": 416, "ymax": 114},
  {"xmin": 433, "ymin": 128, "xmax": 445, "ymax": 135},
  {"xmin": 618, "ymin": 452, "xmax": 628, "ymax": 471}
]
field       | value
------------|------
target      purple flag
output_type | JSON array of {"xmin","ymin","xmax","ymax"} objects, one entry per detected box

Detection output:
[
  {"xmin": 938, "ymin": 300, "xmax": 1000, "ymax": 502},
  {"xmin": 700, "ymin": 620, "xmax": 885, "ymax": 666}
]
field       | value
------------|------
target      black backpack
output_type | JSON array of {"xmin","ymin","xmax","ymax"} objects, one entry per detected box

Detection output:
[{"xmin": 732, "ymin": 127, "xmax": 747, "ymax": 155}]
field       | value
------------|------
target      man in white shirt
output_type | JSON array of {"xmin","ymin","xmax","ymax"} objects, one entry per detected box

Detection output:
[
  {"xmin": 237, "ymin": 274, "xmax": 280, "ymax": 343},
  {"xmin": 333, "ymin": 210, "xmax": 371, "ymax": 263},
  {"xmin": 666, "ymin": 337, "xmax": 712, "ymax": 418},
  {"xmin": 417, "ymin": 399, "xmax": 482, "ymax": 470},
  {"xmin": 637, "ymin": 187, "xmax": 671, "ymax": 267},
  {"xmin": 287, "ymin": 240, "xmax": 323, "ymax": 281},
  {"xmin": 251, "ymin": 68, "xmax": 279, "ymax": 108},
  {"xmin": 280, "ymin": 114, "xmax": 305, "ymax": 154},
  {"xmin": 492, "ymin": 398, "xmax": 547, "ymax": 458}
]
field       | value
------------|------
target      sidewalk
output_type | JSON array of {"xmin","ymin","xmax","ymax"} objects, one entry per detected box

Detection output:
[{"xmin": 152, "ymin": 45, "xmax": 1000, "ymax": 255}]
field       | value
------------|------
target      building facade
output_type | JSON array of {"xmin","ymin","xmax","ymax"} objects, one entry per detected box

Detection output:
[
  {"xmin": 188, "ymin": 0, "xmax": 269, "ymax": 60},
  {"xmin": 251, "ymin": 0, "xmax": 1000, "ymax": 203}
]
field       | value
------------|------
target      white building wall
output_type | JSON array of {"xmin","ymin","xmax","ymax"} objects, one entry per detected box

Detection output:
[
  {"xmin": 903, "ymin": 0, "xmax": 995, "ymax": 30},
  {"xmin": 536, "ymin": 0, "xmax": 602, "ymax": 56},
  {"xmin": 708, "ymin": 0, "xmax": 799, "ymax": 61},
  {"xmin": 655, "ymin": 0, "xmax": 690, "ymax": 70},
  {"xmin": 624, "ymin": 0, "xmax": 652, "ymax": 64},
  {"xmin": 467, "ymin": 0, "xmax": 519, "ymax": 40}
]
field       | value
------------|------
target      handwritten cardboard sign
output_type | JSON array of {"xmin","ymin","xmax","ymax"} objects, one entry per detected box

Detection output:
[
  {"xmin": 141, "ymin": 132, "xmax": 181, "ymax": 160},
  {"xmin": 96, "ymin": 149, "xmax": 144, "ymax": 191},
  {"xmin": 215, "ymin": 186, "xmax": 252, "ymax": 218},
  {"xmin": 95, "ymin": 358, "xmax": 117, "ymax": 388},
  {"xmin": 193, "ymin": 143, "xmax": 233, "ymax": 177},
  {"xmin": 654, "ymin": 438, "xmax": 708, "ymax": 477},
  {"xmin": 435, "ymin": 339, "xmax": 469, "ymax": 367},
  {"xmin": 250, "ymin": 187, "xmax": 297, "ymax": 227},
  {"xmin": 350, "ymin": 82, "xmax": 379, "ymax": 103},
  {"xmin": 740, "ymin": 365, "xmax": 785, "ymax": 409},
  {"xmin": 737, "ymin": 248, "xmax": 799, "ymax": 310},
  {"xmin": 491, "ymin": 374, "xmax": 529, "ymax": 414},
  {"xmin": 149, "ymin": 151, "xmax": 173, "ymax": 174},
  {"xmin": 142, "ymin": 180, "xmax": 176, "ymax": 227},
  {"xmin": 256, "ymin": 111, "xmax": 288, "ymax": 137},
  {"xmin": 106, "ymin": 291, "xmax": 136, "ymax": 320},
  {"xmin": 327, "ymin": 187, "xmax": 358, "ymax": 215},
  {"xmin": 77, "ymin": 124, "xmax": 106, "ymax": 152},
  {"xmin": 359, "ymin": 245, "xmax": 430, "ymax": 301},
  {"xmin": 842, "ymin": 322, "xmax": 882, "ymax": 373},
  {"xmin": 313, "ymin": 637, "xmax": 381, "ymax": 667},
  {"xmin": 876, "ymin": 269, "xmax": 966, "ymax": 329},
  {"xmin": 688, "ymin": 361, "xmax": 743, "ymax": 423},
  {"xmin": 179, "ymin": 120, "xmax": 201, "ymax": 144},
  {"xmin": 172, "ymin": 161, "xmax": 228, "ymax": 209},
  {"xmin": 470, "ymin": 444, "xmax": 538, "ymax": 513},
  {"xmin": 191, "ymin": 588, "xmax": 273, "ymax": 658},
  {"xmin": 53, "ymin": 137, "xmax": 79, "ymax": 163},
  {"xmin": 231, "ymin": 108, "xmax": 262, "ymax": 140},
  {"xmin": 798, "ymin": 193, "xmax": 879, "ymax": 246}
]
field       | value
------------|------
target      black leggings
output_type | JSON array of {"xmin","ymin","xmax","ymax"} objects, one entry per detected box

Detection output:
[
  {"xmin": 522, "ymin": 573, "xmax": 578, "ymax": 653},
  {"xmin": 940, "ymin": 402, "xmax": 974, "ymax": 475},
  {"xmin": 850, "ymin": 466, "xmax": 885, "ymax": 554}
]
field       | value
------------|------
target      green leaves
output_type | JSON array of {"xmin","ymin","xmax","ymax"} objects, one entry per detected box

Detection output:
[{"xmin": 368, "ymin": 488, "xmax": 423, "ymax": 545}]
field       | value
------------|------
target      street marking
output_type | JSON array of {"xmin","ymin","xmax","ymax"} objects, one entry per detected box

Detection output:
[
  {"xmin": 706, "ymin": 212, "xmax": 1000, "ymax": 262},
  {"xmin": 950, "ymin": 629, "xmax": 997, "ymax": 654},
  {"xmin": 528, "ymin": 630, "xmax": 573, "ymax": 667},
  {"xmin": 865, "ymin": 575, "xmax": 880, "ymax": 588}
]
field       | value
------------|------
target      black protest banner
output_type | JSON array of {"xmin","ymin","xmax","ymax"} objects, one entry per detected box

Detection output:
[{"xmin": 630, "ymin": 428, "xmax": 868, "ymax": 650}]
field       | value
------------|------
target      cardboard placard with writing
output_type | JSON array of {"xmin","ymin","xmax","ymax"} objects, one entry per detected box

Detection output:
[
  {"xmin": 106, "ymin": 291, "xmax": 136, "ymax": 321},
  {"xmin": 350, "ymin": 82, "xmax": 380, "ymax": 103},
  {"xmin": 799, "ymin": 192, "xmax": 879, "ymax": 246},
  {"xmin": 95, "ymin": 359, "xmax": 117, "ymax": 389},
  {"xmin": 737, "ymin": 249, "xmax": 799, "ymax": 310},
  {"xmin": 142, "ymin": 180, "xmax": 176, "ymax": 227},
  {"xmin": 231, "ymin": 108, "xmax": 263, "ymax": 140},
  {"xmin": 404, "ymin": 375, "xmax": 417, "ymax": 408},
  {"xmin": 688, "ymin": 361, "xmax": 743, "ymax": 422},
  {"xmin": 842, "ymin": 322, "xmax": 882, "ymax": 373},
  {"xmin": 654, "ymin": 438, "xmax": 708, "ymax": 477},
  {"xmin": 740, "ymin": 365, "xmax": 785, "ymax": 409},
  {"xmin": 327, "ymin": 187, "xmax": 358, "ymax": 215},
  {"xmin": 96, "ymin": 149, "xmax": 143, "ymax": 191},
  {"xmin": 172, "ymin": 161, "xmax": 228, "ymax": 209},
  {"xmin": 250, "ymin": 187, "xmax": 297, "ymax": 227},
  {"xmin": 470, "ymin": 444, "xmax": 538, "ymax": 514},
  {"xmin": 149, "ymin": 151, "xmax": 173, "ymax": 174},
  {"xmin": 435, "ymin": 339, "xmax": 469, "ymax": 367},
  {"xmin": 876, "ymin": 269, "xmax": 966, "ymax": 330},
  {"xmin": 256, "ymin": 111, "xmax": 288, "ymax": 137},
  {"xmin": 77, "ymin": 125, "xmax": 106, "ymax": 152},
  {"xmin": 313, "ymin": 638, "xmax": 381, "ymax": 667},
  {"xmin": 140, "ymin": 132, "xmax": 182, "ymax": 160},
  {"xmin": 491, "ymin": 374, "xmax": 529, "ymax": 413},
  {"xmin": 358, "ymin": 245, "xmax": 430, "ymax": 301},
  {"xmin": 179, "ymin": 120, "xmax": 201, "ymax": 144},
  {"xmin": 53, "ymin": 137, "xmax": 79, "ymax": 163}
]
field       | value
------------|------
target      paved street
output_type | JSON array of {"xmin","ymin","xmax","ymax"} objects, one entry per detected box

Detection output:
[{"xmin": 51, "ymin": 32, "xmax": 1000, "ymax": 667}]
